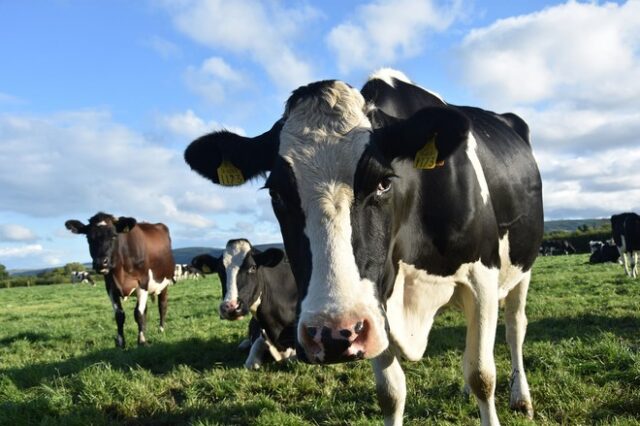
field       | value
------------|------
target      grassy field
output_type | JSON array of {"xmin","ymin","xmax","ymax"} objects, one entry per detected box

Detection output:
[{"xmin": 1, "ymin": 254, "xmax": 639, "ymax": 425}]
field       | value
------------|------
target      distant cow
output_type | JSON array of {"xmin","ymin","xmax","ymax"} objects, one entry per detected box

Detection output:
[
  {"xmin": 185, "ymin": 69, "xmax": 543, "ymax": 423},
  {"xmin": 611, "ymin": 213, "xmax": 640, "ymax": 278},
  {"xmin": 588, "ymin": 240, "xmax": 620, "ymax": 264},
  {"xmin": 65, "ymin": 212, "xmax": 175, "ymax": 347},
  {"xmin": 192, "ymin": 241, "xmax": 297, "ymax": 369},
  {"xmin": 174, "ymin": 263, "xmax": 203, "ymax": 281},
  {"xmin": 70, "ymin": 270, "xmax": 95, "ymax": 286},
  {"xmin": 540, "ymin": 239, "xmax": 576, "ymax": 256}
]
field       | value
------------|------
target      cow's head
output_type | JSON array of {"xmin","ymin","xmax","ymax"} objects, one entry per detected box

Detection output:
[
  {"xmin": 185, "ymin": 79, "xmax": 469, "ymax": 363},
  {"xmin": 65, "ymin": 212, "xmax": 137, "ymax": 274}
]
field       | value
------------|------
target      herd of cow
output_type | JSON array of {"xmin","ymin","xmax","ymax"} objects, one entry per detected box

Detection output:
[{"xmin": 60, "ymin": 69, "xmax": 639, "ymax": 425}]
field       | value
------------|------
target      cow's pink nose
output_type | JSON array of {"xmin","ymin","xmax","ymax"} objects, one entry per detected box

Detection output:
[
  {"xmin": 298, "ymin": 319, "xmax": 369, "ymax": 364},
  {"xmin": 219, "ymin": 300, "xmax": 241, "ymax": 319}
]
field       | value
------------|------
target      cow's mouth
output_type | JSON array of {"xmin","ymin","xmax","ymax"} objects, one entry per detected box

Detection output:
[{"xmin": 219, "ymin": 303, "xmax": 246, "ymax": 321}]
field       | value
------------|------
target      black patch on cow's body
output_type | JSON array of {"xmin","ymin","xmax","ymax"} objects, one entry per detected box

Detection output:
[{"xmin": 612, "ymin": 212, "xmax": 640, "ymax": 251}]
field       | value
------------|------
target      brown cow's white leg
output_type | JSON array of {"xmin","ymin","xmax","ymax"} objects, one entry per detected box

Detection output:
[
  {"xmin": 504, "ymin": 272, "xmax": 533, "ymax": 419},
  {"xmin": 372, "ymin": 349, "xmax": 405, "ymax": 426},
  {"xmin": 135, "ymin": 288, "xmax": 149, "ymax": 345},
  {"xmin": 461, "ymin": 266, "xmax": 500, "ymax": 426}
]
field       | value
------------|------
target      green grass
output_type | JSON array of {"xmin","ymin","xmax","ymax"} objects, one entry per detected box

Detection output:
[{"xmin": 1, "ymin": 255, "xmax": 639, "ymax": 425}]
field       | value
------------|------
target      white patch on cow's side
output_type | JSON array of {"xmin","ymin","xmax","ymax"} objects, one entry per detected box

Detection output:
[
  {"xmin": 368, "ymin": 67, "xmax": 446, "ymax": 104},
  {"xmin": 249, "ymin": 294, "xmax": 262, "ymax": 316},
  {"xmin": 497, "ymin": 232, "xmax": 526, "ymax": 299},
  {"xmin": 136, "ymin": 287, "xmax": 148, "ymax": 314},
  {"xmin": 385, "ymin": 261, "xmax": 457, "ymax": 361},
  {"xmin": 466, "ymin": 132, "xmax": 490, "ymax": 205},
  {"xmin": 222, "ymin": 240, "xmax": 252, "ymax": 304},
  {"xmin": 280, "ymin": 80, "xmax": 389, "ymax": 359},
  {"xmin": 146, "ymin": 269, "xmax": 172, "ymax": 296}
]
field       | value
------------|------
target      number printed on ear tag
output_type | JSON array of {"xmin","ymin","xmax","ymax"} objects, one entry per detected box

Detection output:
[
  {"xmin": 414, "ymin": 133, "xmax": 439, "ymax": 170},
  {"xmin": 217, "ymin": 161, "xmax": 245, "ymax": 186}
]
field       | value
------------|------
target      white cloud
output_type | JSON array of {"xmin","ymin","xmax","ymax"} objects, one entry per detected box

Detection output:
[
  {"xmin": 162, "ymin": 0, "xmax": 320, "ymax": 90},
  {"xmin": 184, "ymin": 57, "xmax": 243, "ymax": 103},
  {"xmin": 0, "ymin": 224, "xmax": 38, "ymax": 242},
  {"xmin": 143, "ymin": 35, "xmax": 181, "ymax": 59},
  {"xmin": 0, "ymin": 92, "xmax": 25, "ymax": 104},
  {"xmin": 327, "ymin": 0, "xmax": 464, "ymax": 73},
  {"xmin": 454, "ymin": 0, "xmax": 640, "ymax": 220},
  {"xmin": 458, "ymin": 1, "xmax": 640, "ymax": 107},
  {"xmin": 157, "ymin": 109, "xmax": 245, "ymax": 141},
  {"xmin": 0, "ymin": 244, "xmax": 43, "ymax": 258},
  {"xmin": 0, "ymin": 109, "xmax": 267, "ymax": 227}
]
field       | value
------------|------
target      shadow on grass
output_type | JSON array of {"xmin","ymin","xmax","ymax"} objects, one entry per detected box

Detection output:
[
  {"xmin": 1, "ymin": 336, "xmax": 245, "ymax": 389},
  {"xmin": 413, "ymin": 313, "xmax": 640, "ymax": 355}
]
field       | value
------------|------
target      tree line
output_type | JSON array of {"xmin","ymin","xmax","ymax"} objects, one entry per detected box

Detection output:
[{"xmin": 0, "ymin": 262, "xmax": 103, "ymax": 289}]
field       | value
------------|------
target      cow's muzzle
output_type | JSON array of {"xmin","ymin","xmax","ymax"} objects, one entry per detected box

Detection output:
[
  {"xmin": 219, "ymin": 300, "xmax": 245, "ymax": 320},
  {"xmin": 297, "ymin": 319, "xmax": 371, "ymax": 364}
]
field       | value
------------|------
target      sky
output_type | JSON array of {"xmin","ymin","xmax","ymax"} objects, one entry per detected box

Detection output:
[{"xmin": 1, "ymin": 0, "xmax": 639, "ymax": 270}]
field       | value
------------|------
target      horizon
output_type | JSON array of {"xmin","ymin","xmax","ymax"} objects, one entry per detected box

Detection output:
[{"xmin": 1, "ymin": 0, "xmax": 639, "ymax": 270}]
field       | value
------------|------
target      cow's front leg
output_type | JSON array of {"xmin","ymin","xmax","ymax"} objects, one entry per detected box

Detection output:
[
  {"xmin": 245, "ymin": 335, "xmax": 268, "ymax": 370},
  {"xmin": 460, "ymin": 272, "xmax": 500, "ymax": 426},
  {"xmin": 158, "ymin": 288, "xmax": 168, "ymax": 332},
  {"xmin": 135, "ymin": 287, "xmax": 149, "ymax": 345},
  {"xmin": 109, "ymin": 289, "xmax": 126, "ymax": 348},
  {"xmin": 372, "ymin": 349, "xmax": 406, "ymax": 426},
  {"xmin": 504, "ymin": 272, "xmax": 533, "ymax": 419}
]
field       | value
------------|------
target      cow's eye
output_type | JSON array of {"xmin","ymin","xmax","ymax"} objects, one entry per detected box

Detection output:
[
  {"xmin": 248, "ymin": 265, "xmax": 257, "ymax": 274},
  {"xmin": 376, "ymin": 177, "xmax": 392, "ymax": 196}
]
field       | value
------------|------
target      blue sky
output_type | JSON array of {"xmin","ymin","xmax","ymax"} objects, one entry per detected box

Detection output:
[{"xmin": 1, "ymin": 0, "xmax": 639, "ymax": 270}]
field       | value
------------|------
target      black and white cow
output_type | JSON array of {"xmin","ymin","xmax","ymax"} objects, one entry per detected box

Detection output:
[
  {"xmin": 611, "ymin": 212, "xmax": 640, "ymax": 278},
  {"xmin": 192, "ymin": 241, "xmax": 297, "ymax": 369},
  {"xmin": 588, "ymin": 240, "xmax": 620, "ymax": 264},
  {"xmin": 70, "ymin": 270, "xmax": 95, "ymax": 286},
  {"xmin": 174, "ymin": 263, "xmax": 203, "ymax": 281},
  {"xmin": 539, "ymin": 239, "xmax": 576, "ymax": 256},
  {"xmin": 185, "ymin": 69, "xmax": 543, "ymax": 425}
]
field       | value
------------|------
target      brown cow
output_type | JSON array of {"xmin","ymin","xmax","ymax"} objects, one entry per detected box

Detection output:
[{"xmin": 65, "ymin": 212, "xmax": 175, "ymax": 347}]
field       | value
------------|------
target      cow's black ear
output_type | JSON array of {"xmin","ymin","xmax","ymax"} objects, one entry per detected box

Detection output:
[
  {"xmin": 253, "ymin": 248, "xmax": 284, "ymax": 268},
  {"xmin": 373, "ymin": 106, "xmax": 471, "ymax": 164},
  {"xmin": 116, "ymin": 217, "xmax": 137, "ymax": 233},
  {"xmin": 65, "ymin": 220, "xmax": 87, "ymax": 234},
  {"xmin": 184, "ymin": 120, "xmax": 283, "ymax": 187}
]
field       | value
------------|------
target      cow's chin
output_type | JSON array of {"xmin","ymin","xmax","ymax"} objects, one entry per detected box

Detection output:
[{"xmin": 219, "ymin": 310, "xmax": 246, "ymax": 321}]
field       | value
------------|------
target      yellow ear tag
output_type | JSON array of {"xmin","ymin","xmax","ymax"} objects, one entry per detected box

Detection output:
[
  {"xmin": 414, "ymin": 133, "xmax": 440, "ymax": 170},
  {"xmin": 122, "ymin": 226, "xmax": 130, "ymax": 233},
  {"xmin": 202, "ymin": 265, "xmax": 211, "ymax": 274},
  {"xmin": 217, "ymin": 160, "xmax": 245, "ymax": 186}
]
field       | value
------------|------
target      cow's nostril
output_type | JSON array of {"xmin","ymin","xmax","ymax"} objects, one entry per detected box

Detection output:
[
  {"xmin": 306, "ymin": 326, "xmax": 317, "ymax": 339},
  {"xmin": 339, "ymin": 329, "xmax": 352, "ymax": 338}
]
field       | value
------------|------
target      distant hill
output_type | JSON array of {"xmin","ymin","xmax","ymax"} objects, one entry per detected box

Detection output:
[
  {"xmin": 10, "ymin": 243, "xmax": 286, "ymax": 277},
  {"xmin": 543, "ymin": 219, "xmax": 610, "ymax": 233}
]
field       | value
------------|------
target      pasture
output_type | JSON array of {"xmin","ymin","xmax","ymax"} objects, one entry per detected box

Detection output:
[{"xmin": 1, "ymin": 255, "xmax": 639, "ymax": 425}]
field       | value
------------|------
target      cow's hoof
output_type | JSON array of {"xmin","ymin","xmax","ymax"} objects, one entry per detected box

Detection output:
[
  {"xmin": 159, "ymin": 326, "xmax": 165, "ymax": 333},
  {"xmin": 138, "ymin": 339, "xmax": 149, "ymax": 346},
  {"xmin": 510, "ymin": 399, "xmax": 534, "ymax": 419},
  {"xmin": 115, "ymin": 337, "xmax": 125, "ymax": 348},
  {"xmin": 244, "ymin": 361, "xmax": 261, "ymax": 370}
]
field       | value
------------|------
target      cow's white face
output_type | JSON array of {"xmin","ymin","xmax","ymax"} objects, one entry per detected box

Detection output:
[
  {"xmin": 219, "ymin": 239, "xmax": 252, "ymax": 320},
  {"xmin": 276, "ymin": 81, "xmax": 389, "ymax": 363}
]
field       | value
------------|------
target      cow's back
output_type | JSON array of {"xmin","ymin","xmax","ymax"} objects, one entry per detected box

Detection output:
[
  {"xmin": 461, "ymin": 106, "xmax": 543, "ymax": 270},
  {"xmin": 122, "ymin": 223, "xmax": 175, "ymax": 281}
]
